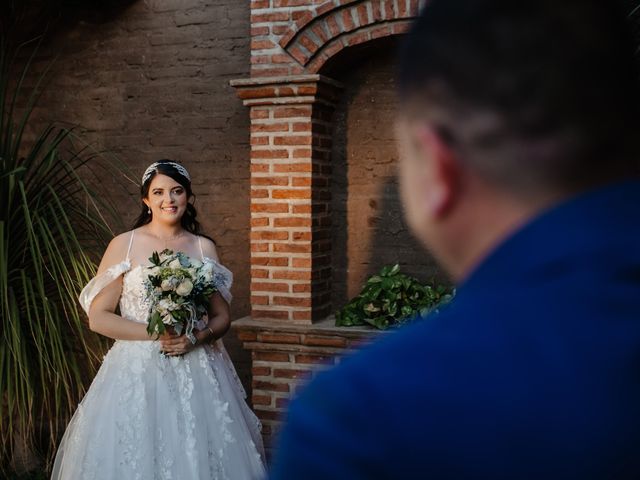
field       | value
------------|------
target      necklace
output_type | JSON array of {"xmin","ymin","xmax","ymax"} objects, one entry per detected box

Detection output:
[{"xmin": 146, "ymin": 229, "xmax": 185, "ymax": 249}]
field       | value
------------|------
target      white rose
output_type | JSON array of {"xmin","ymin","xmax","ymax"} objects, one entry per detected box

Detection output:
[
  {"xmin": 161, "ymin": 279, "xmax": 174, "ymax": 291},
  {"xmin": 176, "ymin": 279, "xmax": 193, "ymax": 296},
  {"xmin": 200, "ymin": 263, "xmax": 214, "ymax": 282},
  {"xmin": 162, "ymin": 313, "xmax": 175, "ymax": 325},
  {"xmin": 169, "ymin": 258, "xmax": 182, "ymax": 269}
]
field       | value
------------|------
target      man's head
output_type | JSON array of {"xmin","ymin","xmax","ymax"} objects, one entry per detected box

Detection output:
[{"xmin": 396, "ymin": 0, "xmax": 640, "ymax": 280}]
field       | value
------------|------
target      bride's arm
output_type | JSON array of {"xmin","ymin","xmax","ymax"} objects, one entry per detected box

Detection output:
[
  {"xmin": 87, "ymin": 234, "xmax": 153, "ymax": 341},
  {"xmin": 197, "ymin": 240, "xmax": 230, "ymax": 343}
]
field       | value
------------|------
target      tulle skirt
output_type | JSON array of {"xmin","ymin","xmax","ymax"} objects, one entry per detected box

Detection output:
[{"xmin": 51, "ymin": 339, "xmax": 266, "ymax": 480}]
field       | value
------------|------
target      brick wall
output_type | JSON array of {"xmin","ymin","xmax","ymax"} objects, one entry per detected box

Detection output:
[
  {"xmin": 233, "ymin": 0, "xmax": 427, "ymax": 322},
  {"xmin": 26, "ymin": 0, "xmax": 254, "ymax": 389},
  {"xmin": 230, "ymin": 0, "xmax": 433, "ymax": 457},
  {"xmin": 234, "ymin": 316, "xmax": 382, "ymax": 455}
]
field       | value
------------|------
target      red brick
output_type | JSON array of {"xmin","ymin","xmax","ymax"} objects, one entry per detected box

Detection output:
[
  {"xmin": 251, "ymin": 12, "xmax": 290, "ymax": 23},
  {"xmin": 303, "ymin": 335, "xmax": 348, "ymax": 348},
  {"xmin": 237, "ymin": 87, "xmax": 277, "ymax": 99},
  {"xmin": 326, "ymin": 14, "xmax": 341, "ymax": 36},
  {"xmin": 250, "ymin": 108, "xmax": 270, "ymax": 119},
  {"xmin": 342, "ymin": 9, "xmax": 356, "ymax": 30},
  {"xmin": 254, "ymin": 409, "xmax": 284, "ymax": 421},
  {"xmin": 251, "ymin": 295, "xmax": 269, "ymax": 305},
  {"xmin": 292, "ymin": 231, "xmax": 312, "ymax": 241},
  {"xmin": 273, "ymin": 368, "xmax": 313, "ymax": 380},
  {"xmin": 288, "ymin": 45, "xmax": 308, "ymax": 64},
  {"xmin": 251, "ymin": 149, "xmax": 290, "ymax": 159},
  {"xmin": 299, "ymin": 34, "xmax": 320, "ymax": 55},
  {"xmin": 291, "ymin": 204, "xmax": 312, "ymax": 214},
  {"xmin": 274, "ymin": 296, "xmax": 312, "ymax": 307},
  {"xmin": 252, "ymin": 175, "xmax": 289, "ymax": 186},
  {"xmin": 250, "ymin": 135, "xmax": 269, "ymax": 146},
  {"xmin": 252, "ymin": 282, "xmax": 290, "ymax": 293},
  {"xmin": 254, "ymin": 351, "xmax": 290, "ymax": 362},
  {"xmin": 271, "ymin": 54, "xmax": 294, "ymax": 64},
  {"xmin": 291, "ymin": 257, "xmax": 312, "ymax": 268},
  {"xmin": 297, "ymin": 85, "xmax": 316, "ymax": 95},
  {"xmin": 251, "ymin": 39, "xmax": 276, "ymax": 50},
  {"xmin": 292, "ymin": 283, "xmax": 312, "ymax": 293},
  {"xmin": 251, "ymin": 256, "xmax": 289, "ymax": 266},
  {"xmin": 250, "ymin": 242, "xmax": 269, "ymax": 252},
  {"xmin": 252, "ymin": 366, "xmax": 271, "ymax": 376},
  {"xmin": 274, "ymin": 217, "xmax": 312, "ymax": 227},
  {"xmin": 253, "ymin": 380, "xmax": 290, "ymax": 393},
  {"xmin": 291, "ymin": 177, "xmax": 312, "ymax": 187},
  {"xmin": 274, "ymin": 107, "xmax": 312, "ymax": 118},
  {"xmin": 251, "ymin": 231, "xmax": 289, "ymax": 241},
  {"xmin": 295, "ymin": 354, "xmax": 335, "ymax": 365},
  {"xmin": 272, "ymin": 269, "xmax": 312, "ymax": 280},
  {"xmin": 276, "ymin": 397, "xmax": 290, "ymax": 409},
  {"xmin": 292, "ymin": 122, "xmax": 312, "ymax": 132},
  {"xmin": 251, "ymin": 123, "xmax": 290, "ymax": 133},
  {"xmin": 357, "ymin": 4, "xmax": 369, "ymax": 24},
  {"xmin": 253, "ymin": 394, "xmax": 273, "ymax": 406},
  {"xmin": 292, "ymin": 309, "xmax": 313, "ymax": 321},
  {"xmin": 259, "ymin": 333, "xmax": 301, "ymax": 344},
  {"xmin": 251, "ymin": 188, "xmax": 269, "ymax": 198},
  {"xmin": 252, "ymin": 309, "xmax": 290, "ymax": 320},
  {"xmin": 250, "ymin": 203, "xmax": 289, "ymax": 213},
  {"xmin": 272, "ymin": 189, "xmax": 311, "ymax": 199},
  {"xmin": 251, "ymin": 268, "xmax": 269, "ymax": 279},
  {"xmin": 237, "ymin": 331, "xmax": 258, "ymax": 342},
  {"xmin": 251, "ymin": 164, "xmax": 270, "ymax": 173},
  {"xmin": 273, "ymin": 243, "xmax": 312, "ymax": 254},
  {"xmin": 251, "ymin": 26, "xmax": 270, "ymax": 36},
  {"xmin": 274, "ymin": 135, "xmax": 313, "ymax": 146},
  {"xmin": 273, "ymin": 163, "xmax": 312, "ymax": 173},
  {"xmin": 384, "ymin": 1, "xmax": 394, "ymax": 19},
  {"xmin": 316, "ymin": 1, "xmax": 336, "ymax": 16}
]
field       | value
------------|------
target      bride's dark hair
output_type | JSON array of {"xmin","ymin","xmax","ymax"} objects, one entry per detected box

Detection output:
[{"xmin": 132, "ymin": 159, "xmax": 215, "ymax": 244}]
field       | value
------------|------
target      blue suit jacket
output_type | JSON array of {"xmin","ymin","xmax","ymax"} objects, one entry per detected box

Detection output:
[{"xmin": 270, "ymin": 180, "xmax": 640, "ymax": 479}]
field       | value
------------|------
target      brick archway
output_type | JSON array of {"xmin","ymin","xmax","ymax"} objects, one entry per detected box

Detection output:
[
  {"xmin": 231, "ymin": 1, "xmax": 423, "ymax": 450},
  {"xmin": 233, "ymin": 0, "xmax": 425, "ymax": 324},
  {"xmin": 279, "ymin": 0, "xmax": 419, "ymax": 73}
]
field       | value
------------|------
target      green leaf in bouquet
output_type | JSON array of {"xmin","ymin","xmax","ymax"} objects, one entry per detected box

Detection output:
[{"xmin": 150, "ymin": 251, "xmax": 161, "ymax": 266}]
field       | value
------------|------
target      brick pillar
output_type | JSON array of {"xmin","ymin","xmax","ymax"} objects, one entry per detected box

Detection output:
[{"xmin": 231, "ymin": 75, "xmax": 343, "ymax": 324}]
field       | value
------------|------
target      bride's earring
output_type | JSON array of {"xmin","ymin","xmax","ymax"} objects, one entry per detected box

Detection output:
[{"xmin": 148, "ymin": 207, "xmax": 151, "ymax": 214}]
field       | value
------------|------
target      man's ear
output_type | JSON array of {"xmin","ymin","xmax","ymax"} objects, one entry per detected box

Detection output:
[{"xmin": 416, "ymin": 125, "xmax": 461, "ymax": 219}]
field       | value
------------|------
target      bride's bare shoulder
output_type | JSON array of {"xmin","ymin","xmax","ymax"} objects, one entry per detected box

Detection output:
[
  {"xmin": 198, "ymin": 235, "xmax": 219, "ymax": 262},
  {"xmin": 96, "ymin": 230, "xmax": 134, "ymax": 274}
]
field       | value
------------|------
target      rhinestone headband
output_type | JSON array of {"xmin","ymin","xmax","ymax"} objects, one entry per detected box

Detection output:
[{"xmin": 141, "ymin": 161, "xmax": 191, "ymax": 185}]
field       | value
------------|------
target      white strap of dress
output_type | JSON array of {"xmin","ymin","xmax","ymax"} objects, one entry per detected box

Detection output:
[
  {"xmin": 198, "ymin": 235, "xmax": 204, "ymax": 261},
  {"xmin": 126, "ymin": 229, "xmax": 135, "ymax": 260}
]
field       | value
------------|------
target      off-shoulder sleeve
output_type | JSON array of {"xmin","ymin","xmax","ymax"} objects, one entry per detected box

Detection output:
[
  {"xmin": 205, "ymin": 257, "xmax": 234, "ymax": 304},
  {"xmin": 78, "ymin": 260, "xmax": 130, "ymax": 316}
]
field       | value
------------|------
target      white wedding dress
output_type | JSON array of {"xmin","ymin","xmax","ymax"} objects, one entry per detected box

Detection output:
[{"xmin": 51, "ymin": 230, "xmax": 266, "ymax": 480}]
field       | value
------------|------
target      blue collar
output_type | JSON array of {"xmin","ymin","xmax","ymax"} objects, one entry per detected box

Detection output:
[{"xmin": 456, "ymin": 179, "xmax": 640, "ymax": 295}]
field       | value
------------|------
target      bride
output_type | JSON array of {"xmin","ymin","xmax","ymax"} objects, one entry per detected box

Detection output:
[{"xmin": 51, "ymin": 160, "xmax": 266, "ymax": 479}]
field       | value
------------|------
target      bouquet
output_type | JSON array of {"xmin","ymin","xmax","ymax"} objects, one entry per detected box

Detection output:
[{"xmin": 143, "ymin": 249, "xmax": 217, "ymax": 339}]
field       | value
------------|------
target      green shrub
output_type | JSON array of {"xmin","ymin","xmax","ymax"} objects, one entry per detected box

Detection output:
[{"xmin": 335, "ymin": 264, "xmax": 454, "ymax": 330}]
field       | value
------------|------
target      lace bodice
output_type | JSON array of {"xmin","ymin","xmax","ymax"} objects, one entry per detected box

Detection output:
[{"xmin": 78, "ymin": 230, "xmax": 233, "ymax": 321}]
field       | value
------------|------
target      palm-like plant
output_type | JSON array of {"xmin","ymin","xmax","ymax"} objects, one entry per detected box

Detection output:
[{"xmin": 0, "ymin": 37, "xmax": 131, "ymax": 473}]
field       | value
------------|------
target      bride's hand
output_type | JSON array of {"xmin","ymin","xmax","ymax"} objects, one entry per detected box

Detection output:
[{"xmin": 159, "ymin": 331, "xmax": 197, "ymax": 356}]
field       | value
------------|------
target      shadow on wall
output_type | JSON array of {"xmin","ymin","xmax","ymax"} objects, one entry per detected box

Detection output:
[{"xmin": 330, "ymin": 36, "xmax": 451, "ymax": 311}]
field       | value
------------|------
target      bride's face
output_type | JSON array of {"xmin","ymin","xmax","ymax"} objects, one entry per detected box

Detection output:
[{"xmin": 143, "ymin": 173, "xmax": 188, "ymax": 224}]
